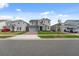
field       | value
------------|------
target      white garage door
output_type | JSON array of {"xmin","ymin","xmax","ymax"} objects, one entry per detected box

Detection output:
[{"xmin": 29, "ymin": 27, "xmax": 37, "ymax": 32}]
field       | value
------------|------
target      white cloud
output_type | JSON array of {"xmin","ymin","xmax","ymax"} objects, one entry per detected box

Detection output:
[
  {"xmin": 57, "ymin": 14, "xmax": 69, "ymax": 21},
  {"xmin": 52, "ymin": 14, "xmax": 70, "ymax": 23},
  {"xmin": 40, "ymin": 11, "xmax": 50, "ymax": 15},
  {"xmin": 39, "ymin": 11, "xmax": 75, "ymax": 25},
  {"xmin": 40, "ymin": 11, "xmax": 54, "ymax": 15},
  {"xmin": 39, "ymin": 10, "xmax": 55, "ymax": 18},
  {"xmin": 16, "ymin": 9, "xmax": 22, "ymax": 12},
  {"xmin": 0, "ymin": 3, "xmax": 9, "ymax": 8},
  {"xmin": 40, "ymin": 12, "xmax": 70, "ymax": 25},
  {"xmin": 58, "ymin": 14, "xmax": 69, "ymax": 17},
  {"xmin": 15, "ymin": 16, "xmax": 23, "ymax": 19}
]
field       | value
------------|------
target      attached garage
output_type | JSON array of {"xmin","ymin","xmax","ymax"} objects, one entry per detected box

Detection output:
[{"xmin": 29, "ymin": 26, "xmax": 38, "ymax": 32}]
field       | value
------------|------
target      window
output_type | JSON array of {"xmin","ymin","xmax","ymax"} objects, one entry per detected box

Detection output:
[
  {"xmin": 18, "ymin": 22, "xmax": 20, "ymax": 24},
  {"xmin": 67, "ymin": 27, "xmax": 73, "ymax": 30},
  {"xmin": 31, "ymin": 22, "xmax": 33, "ymax": 24},
  {"xmin": 17, "ymin": 27, "xmax": 21, "ymax": 31},
  {"xmin": 48, "ymin": 27, "xmax": 49, "ymax": 29},
  {"xmin": 20, "ymin": 27, "xmax": 21, "ymax": 30},
  {"xmin": 17, "ymin": 27, "xmax": 19, "ymax": 30},
  {"xmin": 36, "ymin": 21, "xmax": 38, "ymax": 25},
  {"xmin": 48, "ymin": 21, "xmax": 50, "ymax": 23},
  {"xmin": 40, "ymin": 21, "xmax": 43, "ymax": 24}
]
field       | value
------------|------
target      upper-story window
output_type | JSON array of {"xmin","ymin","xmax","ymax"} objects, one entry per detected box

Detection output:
[
  {"xmin": 44, "ymin": 20, "xmax": 45, "ymax": 23},
  {"xmin": 40, "ymin": 21, "xmax": 43, "ymax": 24},
  {"xmin": 31, "ymin": 22, "xmax": 33, "ymax": 25},
  {"xmin": 48, "ymin": 21, "xmax": 50, "ymax": 23},
  {"xmin": 18, "ymin": 22, "xmax": 20, "ymax": 24},
  {"xmin": 36, "ymin": 21, "xmax": 38, "ymax": 24}
]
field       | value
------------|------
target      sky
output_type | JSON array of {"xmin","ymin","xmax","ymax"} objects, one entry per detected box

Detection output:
[{"xmin": 0, "ymin": 3, "xmax": 79, "ymax": 25}]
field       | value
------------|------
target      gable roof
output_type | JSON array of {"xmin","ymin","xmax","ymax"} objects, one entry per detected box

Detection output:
[
  {"xmin": 30, "ymin": 18, "xmax": 51, "ymax": 22},
  {"xmin": 0, "ymin": 20, "xmax": 12, "ymax": 23},
  {"xmin": 29, "ymin": 20, "xmax": 39, "ymax": 22},
  {"xmin": 0, "ymin": 20, "xmax": 7, "ymax": 21},
  {"xmin": 41, "ymin": 18, "xmax": 51, "ymax": 21},
  {"xmin": 12, "ymin": 20, "xmax": 29, "ymax": 25},
  {"xmin": 65, "ymin": 20, "xmax": 79, "ymax": 23}
]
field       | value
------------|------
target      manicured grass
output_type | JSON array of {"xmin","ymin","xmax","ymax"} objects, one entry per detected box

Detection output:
[
  {"xmin": 0, "ymin": 31, "xmax": 26, "ymax": 38},
  {"xmin": 38, "ymin": 34, "xmax": 79, "ymax": 38},
  {"xmin": 0, "ymin": 36, "xmax": 12, "ymax": 38},
  {"xmin": 64, "ymin": 35, "xmax": 79, "ymax": 38},
  {"xmin": 38, "ymin": 31, "xmax": 65, "ymax": 34},
  {"xmin": 38, "ymin": 31, "xmax": 79, "ymax": 38}
]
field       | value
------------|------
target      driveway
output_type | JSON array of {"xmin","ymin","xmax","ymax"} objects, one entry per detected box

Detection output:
[{"xmin": 6, "ymin": 32, "xmax": 40, "ymax": 40}]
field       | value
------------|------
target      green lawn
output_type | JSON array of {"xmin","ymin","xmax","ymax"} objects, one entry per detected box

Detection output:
[
  {"xmin": 38, "ymin": 31, "xmax": 79, "ymax": 38},
  {"xmin": 0, "ymin": 31, "xmax": 26, "ymax": 38},
  {"xmin": 38, "ymin": 31, "xmax": 65, "ymax": 34}
]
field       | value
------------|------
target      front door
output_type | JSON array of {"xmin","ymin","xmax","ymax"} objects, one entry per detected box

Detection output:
[
  {"xmin": 26, "ymin": 26, "xmax": 29, "ymax": 31},
  {"xmin": 40, "ymin": 26, "xmax": 42, "ymax": 31}
]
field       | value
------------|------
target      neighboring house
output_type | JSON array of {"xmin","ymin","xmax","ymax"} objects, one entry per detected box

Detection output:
[
  {"xmin": 51, "ymin": 20, "xmax": 79, "ymax": 32},
  {"xmin": 12, "ymin": 20, "xmax": 29, "ymax": 31},
  {"xmin": 63, "ymin": 20, "xmax": 79, "ymax": 32},
  {"xmin": 0, "ymin": 20, "xmax": 12, "ymax": 32},
  {"xmin": 51, "ymin": 24, "xmax": 58, "ymax": 32},
  {"xmin": 51, "ymin": 23, "xmax": 64, "ymax": 32},
  {"xmin": 29, "ymin": 18, "xmax": 51, "ymax": 32},
  {"xmin": 51, "ymin": 20, "xmax": 79, "ymax": 33}
]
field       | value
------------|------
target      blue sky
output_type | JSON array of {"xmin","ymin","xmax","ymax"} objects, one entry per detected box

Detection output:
[{"xmin": 0, "ymin": 3, "xmax": 79, "ymax": 25}]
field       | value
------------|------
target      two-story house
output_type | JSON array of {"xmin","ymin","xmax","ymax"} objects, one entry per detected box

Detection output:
[{"xmin": 29, "ymin": 18, "xmax": 51, "ymax": 32}]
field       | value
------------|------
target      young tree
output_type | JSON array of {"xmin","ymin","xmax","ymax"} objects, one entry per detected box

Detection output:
[
  {"xmin": 12, "ymin": 25, "xmax": 14, "ymax": 32},
  {"xmin": 57, "ymin": 19, "xmax": 62, "ymax": 32}
]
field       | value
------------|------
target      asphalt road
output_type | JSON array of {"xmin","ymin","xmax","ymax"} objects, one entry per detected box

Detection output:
[{"xmin": 0, "ymin": 39, "xmax": 79, "ymax": 56}]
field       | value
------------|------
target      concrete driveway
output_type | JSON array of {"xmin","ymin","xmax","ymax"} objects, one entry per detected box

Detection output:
[{"xmin": 6, "ymin": 32, "xmax": 40, "ymax": 40}]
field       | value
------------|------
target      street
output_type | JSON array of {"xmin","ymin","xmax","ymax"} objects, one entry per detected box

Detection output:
[{"xmin": 0, "ymin": 40, "xmax": 79, "ymax": 56}]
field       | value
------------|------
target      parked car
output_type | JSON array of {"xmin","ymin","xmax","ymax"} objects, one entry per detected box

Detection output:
[
  {"xmin": 2, "ymin": 28, "xmax": 10, "ymax": 32},
  {"xmin": 69, "ymin": 29, "xmax": 78, "ymax": 33},
  {"xmin": 1, "ymin": 26, "xmax": 10, "ymax": 32}
]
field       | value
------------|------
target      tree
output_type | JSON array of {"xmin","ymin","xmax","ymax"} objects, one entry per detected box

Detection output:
[
  {"xmin": 12, "ymin": 25, "xmax": 14, "ymax": 32},
  {"xmin": 57, "ymin": 19, "xmax": 62, "ymax": 32}
]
